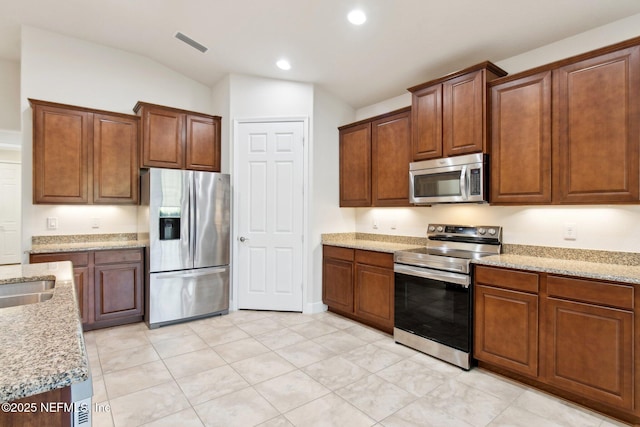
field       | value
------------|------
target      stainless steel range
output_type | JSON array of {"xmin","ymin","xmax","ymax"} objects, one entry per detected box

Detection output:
[{"xmin": 394, "ymin": 224, "xmax": 502, "ymax": 370}]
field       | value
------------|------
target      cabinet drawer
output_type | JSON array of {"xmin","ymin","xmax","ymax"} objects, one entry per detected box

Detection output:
[
  {"xmin": 30, "ymin": 251, "xmax": 90, "ymax": 267},
  {"xmin": 355, "ymin": 249, "xmax": 393, "ymax": 269},
  {"xmin": 94, "ymin": 249, "xmax": 143, "ymax": 265},
  {"xmin": 475, "ymin": 266, "xmax": 539, "ymax": 293},
  {"xmin": 547, "ymin": 275, "xmax": 633, "ymax": 310},
  {"xmin": 323, "ymin": 245, "xmax": 354, "ymax": 262}
]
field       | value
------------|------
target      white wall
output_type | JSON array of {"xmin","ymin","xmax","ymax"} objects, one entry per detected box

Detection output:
[
  {"xmin": 352, "ymin": 14, "xmax": 640, "ymax": 253},
  {"xmin": 0, "ymin": 59, "xmax": 20, "ymax": 131},
  {"xmin": 225, "ymin": 75, "xmax": 355, "ymax": 311},
  {"xmin": 20, "ymin": 26, "xmax": 215, "ymax": 260},
  {"xmin": 311, "ymin": 86, "xmax": 356, "ymax": 306}
]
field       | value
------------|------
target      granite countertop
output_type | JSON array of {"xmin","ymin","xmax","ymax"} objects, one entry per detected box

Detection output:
[
  {"xmin": 0, "ymin": 262, "xmax": 90, "ymax": 402},
  {"xmin": 321, "ymin": 232, "xmax": 425, "ymax": 253},
  {"xmin": 322, "ymin": 232, "xmax": 640, "ymax": 285},
  {"xmin": 473, "ymin": 254, "xmax": 640, "ymax": 285},
  {"xmin": 29, "ymin": 233, "xmax": 147, "ymax": 254}
]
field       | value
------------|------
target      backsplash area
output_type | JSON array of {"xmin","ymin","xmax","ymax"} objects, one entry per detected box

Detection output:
[{"xmin": 354, "ymin": 205, "xmax": 640, "ymax": 253}]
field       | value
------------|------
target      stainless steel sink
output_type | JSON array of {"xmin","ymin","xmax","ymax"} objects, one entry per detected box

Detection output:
[
  {"xmin": 0, "ymin": 280, "xmax": 55, "ymax": 297},
  {"xmin": 0, "ymin": 280, "xmax": 56, "ymax": 309},
  {"xmin": 0, "ymin": 292, "xmax": 54, "ymax": 309}
]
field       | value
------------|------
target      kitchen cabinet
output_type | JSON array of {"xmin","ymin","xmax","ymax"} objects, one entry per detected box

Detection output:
[
  {"xmin": 544, "ymin": 275, "xmax": 634, "ymax": 410},
  {"xmin": 322, "ymin": 245, "xmax": 394, "ymax": 333},
  {"xmin": 339, "ymin": 107, "xmax": 411, "ymax": 207},
  {"xmin": 94, "ymin": 249, "xmax": 144, "ymax": 324},
  {"xmin": 489, "ymin": 72, "xmax": 552, "ymax": 204},
  {"xmin": 354, "ymin": 250, "xmax": 394, "ymax": 332},
  {"xmin": 0, "ymin": 385, "xmax": 72, "ymax": 427},
  {"xmin": 553, "ymin": 45, "xmax": 640, "ymax": 204},
  {"xmin": 474, "ymin": 266, "xmax": 539, "ymax": 378},
  {"xmin": 489, "ymin": 41, "xmax": 640, "ymax": 205},
  {"xmin": 28, "ymin": 251, "xmax": 90, "ymax": 325},
  {"xmin": 30, "ymin": 248, "xmax": 144, "ymax": 330},
  {"xmin": 135, "ymin": 101, "xmax": 221, "ymax": 172},
  {"xmin": 322, "ymin": 245, "xmax": 354, "ymax": 313},
  {"xmin": 474, "ymin": 264, "xmax": 639, "ymax": 424},
  {"xmin": 30, "ymin": 99, "xmax": 139, "ymax": 205},
  {"xmin": 408, "ymin": 62, "xmax": 507, "ymax": 161}
]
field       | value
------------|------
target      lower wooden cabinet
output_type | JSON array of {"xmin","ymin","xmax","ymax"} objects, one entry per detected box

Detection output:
[
  {"xmin": 322, "ymin": 245, "xmax": 394, "ymax": 333},
  {"xmin": 544, "ymin": 275, "xmax": 634, "ymax": 411},
  {"xmin": 30, "ymin": 248, "xmax": 144, "ymax": 330},
  {"xmin": 474, "ymin": 265, "xmax": 639, "ymax": 423}
]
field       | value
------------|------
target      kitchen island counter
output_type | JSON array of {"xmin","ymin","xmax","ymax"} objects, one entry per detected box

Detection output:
[{"xmin": 0, "ymin": 262, "xmax": 90, "ymax": 403}]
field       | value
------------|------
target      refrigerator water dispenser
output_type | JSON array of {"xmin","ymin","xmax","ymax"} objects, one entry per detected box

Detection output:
[{"xmin": 159, "ymin": 207, "xmax": 181, "ymax": 240}]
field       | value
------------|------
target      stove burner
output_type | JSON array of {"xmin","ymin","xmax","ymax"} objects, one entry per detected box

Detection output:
[{"xmin": 394, "ymin": 224, "xmax": 502, "ymax": 274}]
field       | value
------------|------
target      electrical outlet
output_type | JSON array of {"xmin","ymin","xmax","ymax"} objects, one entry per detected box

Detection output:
[
  {"xmin": 46, "ymin": 217, "xmax": 58, "ymax": 230},
  {"xmin": 564, "ymin": 222, "xmax": 577, "ymax": 240},
  {"xmin": 91, "ymin": 218, "xmax": 100, "ymax": 229}
]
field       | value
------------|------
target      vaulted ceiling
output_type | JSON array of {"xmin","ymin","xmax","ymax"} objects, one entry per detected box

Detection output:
[{"xmin": 2, "ymin": 0, "xmax": 640, "ymax": 108}]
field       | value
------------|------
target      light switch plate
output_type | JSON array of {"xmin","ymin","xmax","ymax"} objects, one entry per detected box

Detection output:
[{"xmin": 46, "ymin": 217, "xmax": 58, "ymax": 230}]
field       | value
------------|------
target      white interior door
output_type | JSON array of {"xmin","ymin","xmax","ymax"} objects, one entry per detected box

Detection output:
[
  {"xmin": 236, "ymin": 120, "xmax": 304, "ymax": 311},
  {"xmin": 0, "ymin": 162, "xmax": 21, "ymax": 265}
]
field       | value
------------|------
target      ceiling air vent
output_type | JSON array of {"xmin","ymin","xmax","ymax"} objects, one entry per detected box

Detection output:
[{"xmin": 174, "ymin": 32, "xmax": 208, "ymax": 53}]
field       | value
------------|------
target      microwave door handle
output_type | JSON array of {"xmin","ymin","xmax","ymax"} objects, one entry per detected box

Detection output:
[{"xmin": 459, "ymin": 165, "xmax": 468, "ymax": 200}]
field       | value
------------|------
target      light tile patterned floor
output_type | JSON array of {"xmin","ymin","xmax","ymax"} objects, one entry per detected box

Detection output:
[{"xmin": 85, "ymin": 310, "xmax": 629, "ymax": 427}]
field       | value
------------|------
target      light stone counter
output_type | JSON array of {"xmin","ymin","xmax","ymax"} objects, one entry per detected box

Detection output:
[
  {"xmin": 473, "ymin": 254, "xmax": 640, "ymax": 285},
  {"xmin": 321, "ymin": 232, "xmax": 425, "ymax": 253},
  {"xmin": 0, "ymin": 262, "xmax": 89, "ymax": 402},
  {"xmin": 28, "ymin": 233, "xmax": 146, "ymax": 254}
]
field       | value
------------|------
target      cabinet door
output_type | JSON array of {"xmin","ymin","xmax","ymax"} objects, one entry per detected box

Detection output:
[
  {"xmin": 30, "ymin": 251, "xmax": 92, "ymax": 328},
  {"xmin": 186, "ymin": 114, "xmax": 221, "ymax": 172},
  {"xmin": 490, "ymin": 72, "xmax": 552, "ymax": 204},
  {"xmin": 553, "ymin": 46, "xmax": 640, "ymax": 203},
  {"xmin": 322, "ymin": 256, "xmax": 354, "ymax": 314},
  {"xmin": 354, "ymin": 251, "xmax": 394, "ymax": 332},
  {"xmin": 140, "ymin": 106, "xmax": 185, "ymax": 169},
  {"xmin": 93, "ymin": 113, "xmax": 139, "ymax": 204},
  {"xmin": 443, "ymin": 70, "xmax": 485, "ymax": 157},
  {"xmin": 544, "ymin": 297, "xmax": 633, "ymax": 410},
  {"xmin": 474, "ymin": 284, "xmax": 539, "ymax": 378},
  {"xmin": 339, "ymin": 122, "xmax": 372, "ymax": 206},
  {"xmin": 94, "ymin": 262, "xmax": 143, "ymax": 322},
  {"xmin": 372, "ymin": 110, "xmax": 411, "ymax": 206},
  {"xmin": 73, "ymin": 266, "xmax": 91, "ymax": 326},
  {"xmin": 32, "ymin": 103, "xmax": 90, "ymax": 204},
  {"xmin": 411, "ymin": 84, "xmax": 443, "ymax": 160}
]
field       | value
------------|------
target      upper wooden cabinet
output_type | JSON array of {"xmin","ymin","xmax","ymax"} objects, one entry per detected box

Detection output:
[
  {"xmin": 490, "ymin": 40, "xmax": 640, "ymax": 205},
  {"xmin": 134, "ymin": 101, "xmax": 221, "ymax": 172},
  {"xmin": 490, "ymin": 71, "xmax": 552, "ymax": 204},
  {"xmin": 339, "ymin": 107, "xmax": 411, "ymax": 207},
  {"xmin": 408, "ymin": 62, "xmax": 507, "ymax": 161},
  {"xmin": 553, "ymin": 45, "xmax": 640, "ymax": 204},
  {"xmin": 30, "ymin": 99, "xmax": 139, "ymax": 205}
]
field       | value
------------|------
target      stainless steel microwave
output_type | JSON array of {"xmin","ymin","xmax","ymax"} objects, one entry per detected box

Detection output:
[{"xmin": 409, "ymin": 153, "xmax": 488, "ymax": 205}]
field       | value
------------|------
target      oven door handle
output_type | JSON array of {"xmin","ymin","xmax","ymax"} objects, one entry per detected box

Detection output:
[{"xmin": 394, "ymin": 264, "xmax": 470, "ymax": 287}]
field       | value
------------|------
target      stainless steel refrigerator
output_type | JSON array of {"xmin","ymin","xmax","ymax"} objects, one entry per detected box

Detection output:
[{"xmin": 139, "ymin": 168, "xmax": 230, "ymax": 328}]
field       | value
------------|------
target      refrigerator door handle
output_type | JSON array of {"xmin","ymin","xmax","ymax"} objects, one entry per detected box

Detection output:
[{"xmin": 190, "ymin": 171, "xmax": 197, "ymax": 266}]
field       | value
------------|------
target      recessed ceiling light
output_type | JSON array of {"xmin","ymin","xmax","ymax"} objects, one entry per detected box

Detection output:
[
  {"xmin": 276, "ymin": 59, "xmax": 291, "ymax": 70},
  {"xmin": 347, "ymin": 9, "xmax": 366, "ymax": 25}
]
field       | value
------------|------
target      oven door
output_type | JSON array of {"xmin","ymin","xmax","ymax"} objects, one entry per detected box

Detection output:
[{"xmin": 394, "ymin": 263, "xmax": 471, "ymax": 352}]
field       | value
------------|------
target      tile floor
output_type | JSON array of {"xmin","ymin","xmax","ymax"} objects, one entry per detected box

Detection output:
[{"xmin": 85, "ymin": 310, "xmax": 629, "ymax": 427}]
